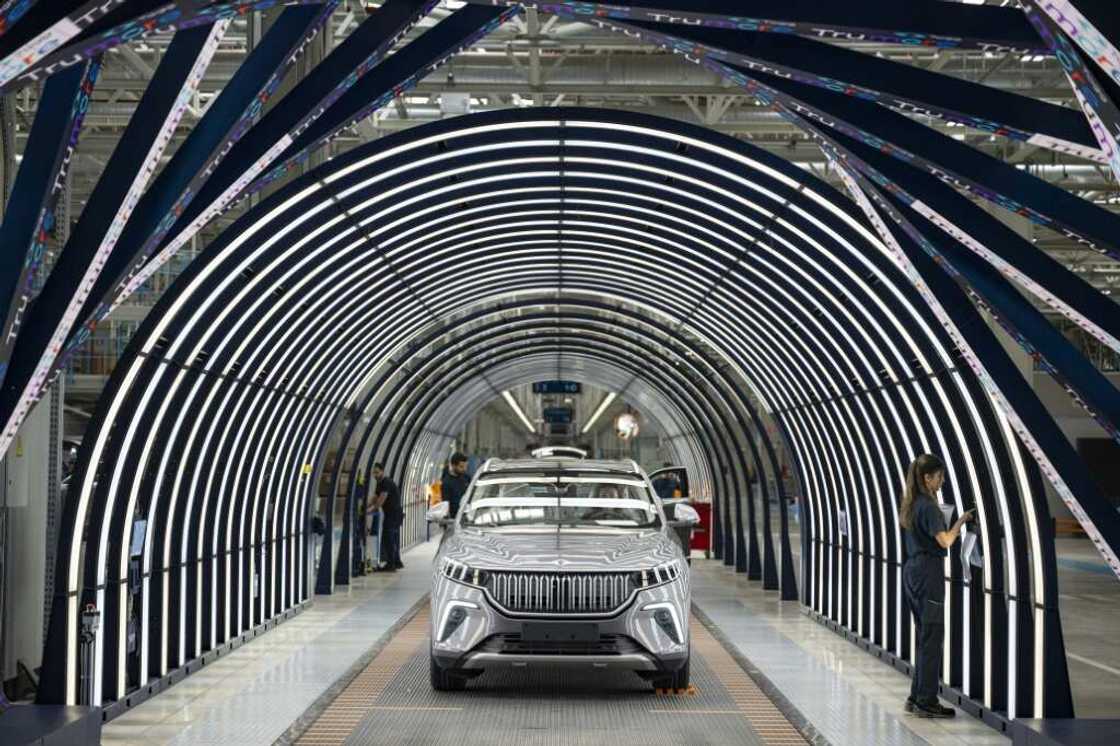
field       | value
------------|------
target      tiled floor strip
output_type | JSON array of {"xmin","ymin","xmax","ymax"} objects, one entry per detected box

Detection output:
[
  {"xmin": 295, "ymin": 609, "xmax": 430, "ymax": 745},
  {"xmin": 691, "ymin": 617, "xmax": 809, "ymax": 745}
]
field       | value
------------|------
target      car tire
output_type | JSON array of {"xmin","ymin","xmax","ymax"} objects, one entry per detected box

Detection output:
[
  {"xmin": 653, "ymin": 654, "xmax": 690, "ymax": 691},
  {"xmin": 430, "ymin": 654, "xmax": 467, "ymax": 691}
]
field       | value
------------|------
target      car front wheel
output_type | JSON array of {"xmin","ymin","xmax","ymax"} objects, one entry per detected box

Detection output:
[
  {"xmin": 653, "ymin": 654, "xmax": 690, "ymax": 691},
  {"xmin": 430, "ymin": 653, "xmax": 467, "ymax": 691}
]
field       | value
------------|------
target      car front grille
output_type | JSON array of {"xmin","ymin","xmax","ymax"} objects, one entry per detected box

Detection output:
[
  {"xmin": 477, "ymin": 633, "xmax": 641, "ymax": 656},
  {"xmin": 485, "ymin": 571, "xmax": 635, "ymax": 615}
]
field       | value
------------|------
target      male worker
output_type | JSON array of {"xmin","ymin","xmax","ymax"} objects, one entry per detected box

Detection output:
[
  {"xmin": 371, "ymin": 462, "xmax": 404, "ymax": 571},
  {"xmin": 652, "ymin": 468, "xmax": 676, "ymax": 501},
  {"xmin": 442, "ymin": 452, "xmax": 470, "ymax": 518}
]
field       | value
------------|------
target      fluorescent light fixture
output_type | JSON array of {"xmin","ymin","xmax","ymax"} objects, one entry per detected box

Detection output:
[
  {"xmin": 581, "ymin": 391, "xmax": 616, "ymax": 434},
  {"xmin": 501, "ymin": 390, "xmax": 536, "ymax": 433}
]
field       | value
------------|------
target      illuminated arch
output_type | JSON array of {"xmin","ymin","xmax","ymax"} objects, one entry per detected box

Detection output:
[{"xmin": 40, "ymin": 108, "xmax": 1096, "ymax": 723}]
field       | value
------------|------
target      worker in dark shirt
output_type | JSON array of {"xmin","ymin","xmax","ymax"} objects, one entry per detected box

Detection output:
[
  {"xmin": 442, "ymin": 452, "xmax": 470, "ymax": 518},
  {"xmin": 899, "ymin": 454, "xmax": 973, "ymax": 718},
  {"xmin": 651, "ymin": 472, "xmax": 675, "ymax": 501},
  {"xmin": 371, "ymin": 462, "xmax": 404, "ymax": 571}
]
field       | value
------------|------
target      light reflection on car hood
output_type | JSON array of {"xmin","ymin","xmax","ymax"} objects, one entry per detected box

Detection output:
[{"xmin": 442, "ymin": 527, "xmax": 682, "ymax": 571}]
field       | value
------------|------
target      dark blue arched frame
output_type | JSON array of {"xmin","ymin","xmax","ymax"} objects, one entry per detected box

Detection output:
[{"xmin": 34, "ymin": 109, "xmax": 1099, "ymax": 729}]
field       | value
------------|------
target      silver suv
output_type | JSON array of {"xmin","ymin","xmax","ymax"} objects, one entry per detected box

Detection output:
[{"xmin": 426, "ymin": 458, "xmax": 699, "ymax": 691}]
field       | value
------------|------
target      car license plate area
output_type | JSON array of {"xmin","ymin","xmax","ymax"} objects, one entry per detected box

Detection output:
[{"xmin": 521, "ymin": 622, "xmax": 599, "ymax": 643}]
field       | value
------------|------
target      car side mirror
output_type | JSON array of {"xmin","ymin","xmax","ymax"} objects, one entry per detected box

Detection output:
[
  {"xmin": 667, "ymin": 503, "xmax": 700, "ymax": 528},
  {"xmin": 426, "ymin": 502, "xmax": 452, "ymax": 525}
]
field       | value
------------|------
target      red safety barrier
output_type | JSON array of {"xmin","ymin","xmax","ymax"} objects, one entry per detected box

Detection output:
[{"xmin": 689, "ymin": 501, "xmax": 712, "ymax": 555}]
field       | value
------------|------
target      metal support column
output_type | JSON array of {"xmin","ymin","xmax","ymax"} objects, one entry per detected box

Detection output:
[{"xmin": 42, "ymin": 379, "xmax": 63, "ymax": 641}]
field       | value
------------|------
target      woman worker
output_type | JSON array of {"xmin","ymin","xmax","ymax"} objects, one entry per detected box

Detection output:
[{"xmin": 899, "ymin": 453, "xmax": 974, "ymax": 718}]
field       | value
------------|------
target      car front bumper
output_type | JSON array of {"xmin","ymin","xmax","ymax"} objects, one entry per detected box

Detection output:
[{"xmin": 430, "ymin": 577, "xmax": 690, "ymax": 673}]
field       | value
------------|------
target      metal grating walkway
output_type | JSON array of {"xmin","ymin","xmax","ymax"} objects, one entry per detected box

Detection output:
[{"xmin": 291, "ymin": 606, "xmax": 809, "ymax": 746}]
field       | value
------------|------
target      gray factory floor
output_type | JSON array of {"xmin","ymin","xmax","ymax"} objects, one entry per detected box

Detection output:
[{"xmin": 98, "ymin": 536, "xmax": 1118, "ymax": 746}]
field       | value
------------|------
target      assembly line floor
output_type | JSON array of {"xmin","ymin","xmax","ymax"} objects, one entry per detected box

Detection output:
[
  {"xmin": 290, "ymin": 607, "xmax": 806, "ymax": 746},
  {"xmin": 101, "ymin": 536, "xmax": 1096, "ymax": 746}
]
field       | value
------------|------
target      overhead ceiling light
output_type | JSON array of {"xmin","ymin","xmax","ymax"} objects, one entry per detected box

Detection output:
[
  {"xmin": 581, "ymin": 391, "xmax": 616, "ymax": 434},
  {"xmin": 502, "ymin": 390, "xmax": 536, "ymax": 433},
  {"xmin": 615, "ymin": 411, "xmax": 640, "ymax": 440}
]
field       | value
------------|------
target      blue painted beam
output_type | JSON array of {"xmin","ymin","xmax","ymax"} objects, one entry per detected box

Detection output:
[
  {"xmin": 0, "ymin": 57, "xmax": 98, "ymax": 389},
  {"xmin": 145, "ymin": 0, "xmax": 439, "ymax": 283},
  {"xmin": 618, "ymin": 17, "xmax": 1099, "ymax": 158},
  {"xmin": 729, "ymin": 61, "xmax": 1120, "ymax": 257},
  {"xmin": 855, "ymin": 154, "xmax": 1120, "ymax": 446},
  {"xmin": 554, "ymin": 10, "xmax": 1120, "ymax": 259},
  {"xmin": 63, "ymin": 3, "xmax": 337, "ymax": 367},
  {"xmin": 467, "ymin": 0, "xmax": 1044, "ymax": 52},
  {"xmin": 0, "ymin": 23, "xmax": 224, "ymax": 457},
  {"xmin": 260, "ymin": 4, "xmax": 519, "ymax": 187},
  {"xmin": 0, "ymin": 2, "xmax": 427, "ymax": 459},
  {"xmin": 809, "ymin": 111, "xmax": 1120, "ymax": 358},
  {"xmin": 0, "ymin": 1, "xmax": 326, "ymax": 93}
]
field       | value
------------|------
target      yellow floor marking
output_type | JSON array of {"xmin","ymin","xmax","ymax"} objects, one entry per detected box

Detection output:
[
  {"xmin": 364, "ymin": 706, "xmax": 464, "ymax": 712},
  {"xmin": 648, "ymin": 708, "xmax": 747, "ymax": 714}
]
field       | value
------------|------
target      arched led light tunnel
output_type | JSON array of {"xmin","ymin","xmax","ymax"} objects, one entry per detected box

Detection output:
[
  {"xmin": 333, "ymin": 329, "xmax": 762, "ymax": 584},
  {"xmin": 332, "ymin": 350, "xmax": 720, "ymax": 565},
  {"xmin": 39, "ymin": 108, "xmax": 1115, "ymax": 723},
  {"xmin": 350, "ymin": 351, "xmax": 721, "ymax": 568},
  {"xmin": 321, "ymin": 299, "xmax": 791, "ymax": 594}
]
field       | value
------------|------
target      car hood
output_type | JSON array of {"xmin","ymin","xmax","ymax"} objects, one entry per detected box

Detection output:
[{"xmin": 441, "ymin": 527, "xmax": 681, "ymax": 572}]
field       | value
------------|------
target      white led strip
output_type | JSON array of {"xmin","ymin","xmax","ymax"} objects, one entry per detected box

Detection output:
[
  {"xmin": 62, "ymin": 119, "xmax": 1058, "ymax": 724},
  {"xmin": 0, "ymin": 20, "xmax": 230, "ymax": 472}
]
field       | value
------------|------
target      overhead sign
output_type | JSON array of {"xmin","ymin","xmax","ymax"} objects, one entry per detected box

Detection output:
[{"xmin": 533, "ymin": 380, "xmax": 581, "ymax": 394}]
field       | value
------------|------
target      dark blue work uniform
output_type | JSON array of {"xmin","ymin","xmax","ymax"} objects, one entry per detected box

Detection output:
[
  {"xmin": 377, "ymin": 476, "xmax": 403, "ymax": 568},
  {"xmin": 442, "ymin": 471, "xmax": 470, "ymax": 518},
  {"xmin": 902, "ymin": 495, "xmax": 948, "ymax": 705},
  {"xmin": 652, "ymin": 476, "xmax": 675, "ymax": 501}
]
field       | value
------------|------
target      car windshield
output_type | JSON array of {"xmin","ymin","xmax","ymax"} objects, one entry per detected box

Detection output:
[{"xmin": 460, "ymin": 476, "xmax": 660, "ymax": 529}]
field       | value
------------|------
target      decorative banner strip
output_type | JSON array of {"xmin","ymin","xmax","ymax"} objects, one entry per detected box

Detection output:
[
  {"xmin": 1024, "ymin": 2, "xmax": 1120, "ymax": 185},
  {"xmin": 65, "ymin": 3, "xmax": 341, "ymax": 353},
  {"xmin": 557, "ymin": 10, "xmax": 1120, "ymax": 259},
  {"xmin": 0, "ymin": 0, "xmax": 127, "ymax": 89},
  {"xmin": 616, "ymin": 17, "xmax": 1102, "ymax": 162},
  {"xmin": 819, "ymin": 123, "xmax": 1120, "ymax": 448},
  {"xmin": 0, "ymin": 0, "xmax": 36, "ymax": 39},
  {"xmin": 1032, "ymin": 0, "xmax": 1120, "ymax": 89},
  {"xmin": 796, "ymin": 113, "xmax": 1120, "ymax": 356},
  {"xmin": 0, "ymin": 2, "xmax": 511, "ymax": 453},
  {"xmin": 24, "ymin": 0, "xmax": 435, "ymax": 422},
  {"xmin": 105, "ymin": 0, "xmax": 442, "ymax": 309},
  {"xmin": 109, "ymin": 4, "xmax": 517, "ymax": 308},
  {"xmin": 0, "ymin": 56, "xmax": 99, "ymax": 390},
  {"xmin": 0, "ymin": 0, "xmax": 326, "ymax": 93},
  {"xmin": 831, "ymin": 157, "xmax": 1120, "ymax": 583},
  {"xmin": 465, "ymin": 0, "xmax": 1046, "ymax": 53},
  {"xmin": 0, "ymin": 22, "xmax": 228, "ymax": 460},
  {"xmin": 109, "ymin": 133, "xmax": 295, "ymax": 312},
  {"xmin": 591, "ymin": 3, "xmax": 1120, "ymax": 561},
  {"xmin": 719, "ymin": 69, "xmax": 1120, "ymax": 445}
]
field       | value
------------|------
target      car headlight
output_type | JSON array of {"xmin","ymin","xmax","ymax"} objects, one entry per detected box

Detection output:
[
  {"xmin": 642, "ymin": 601, "xmax": 684, "ymax": 644},
  {"xmin": 440, "ymin": 557, "xmax": 490, "ymax": 587},
  {"xmin": 631, "ymin": 560, "xmax": 682, "ymax": 589},
  {"xmin": 437, "ymin": 600, "xmax": 479, "ymax": 641}
]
